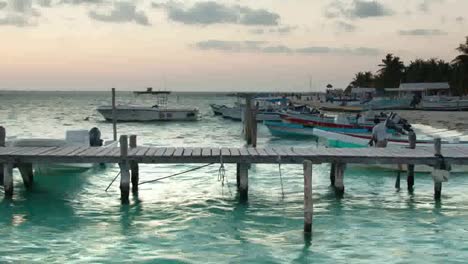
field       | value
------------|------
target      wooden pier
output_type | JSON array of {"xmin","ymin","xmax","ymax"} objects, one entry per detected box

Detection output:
[{"xmin": 1, "ymin": 131, "xmax": 468, "ymax": 233}]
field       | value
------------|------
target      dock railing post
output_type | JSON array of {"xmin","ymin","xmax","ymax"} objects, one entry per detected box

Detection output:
[
  {"xmin": 407, "ymin": 131, "xmax": 416, "ymax": 192},
  {"xmin": 119, "ymin": 135, "xmax": 130, "ymax": 203},
  {"xmin": 0, "ymin": 126, "xmax": 5, "ymax": 185},
  {"xmin": 303, "ymin": 160, "xmax": 313, "ymax": 233},
  {"xmin": 129, "ymin": 135, "xmax": 139, "ymax": 194},
  {"xmin": 112, "ymin": 88, "xmax": 117, "ymax": 141},
  {"xmin": 434, "ymin": 137, "xmax": 443, "ymax": 200}
]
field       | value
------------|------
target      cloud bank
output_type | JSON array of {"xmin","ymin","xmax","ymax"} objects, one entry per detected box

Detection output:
[
  {"xmin": 194, "ymin": 40, "xmax": 380, "ymax": 56},
  {"xmin": 153, "ymin": 1, "xmax": 280, "ymax": 26}
]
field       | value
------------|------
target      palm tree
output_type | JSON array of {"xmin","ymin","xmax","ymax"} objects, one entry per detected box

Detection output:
[
  {"xmin": 375, "ymin": 54, "xmax": 405, "ymax": 89},
  {"xmin": 350, "ymin": 71, "xmax": 374, "ymax": 88},
  {"xmin": 452, "ymin": 36, "xmax": 468, "ymax": 95}
]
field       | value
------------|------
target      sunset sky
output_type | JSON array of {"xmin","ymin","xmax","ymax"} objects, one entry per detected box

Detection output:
[{"xmin": 1, "ymin": 0, "xmax": 467, "ymax": 91}]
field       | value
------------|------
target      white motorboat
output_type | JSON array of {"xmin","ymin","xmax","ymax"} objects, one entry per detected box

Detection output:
[
  {"xmin": 97, "ymin": 89, "xmax": 199, "ymax": 122},
  {"xmin": 421, "ymin": 96, "xmax": 468, "ymax": 111},
  {"xmin": 312, "ymin": 128, "xmax": 468, "ymax": 173},
  {"xmin": 7, "ymin": 128, "xmax": 117, "ymax": 175},
  {"xmin": 97, "ymin": 105, "xmax": 199, "ymax": 122}
]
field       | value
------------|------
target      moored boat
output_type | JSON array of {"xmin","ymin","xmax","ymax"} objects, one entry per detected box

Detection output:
[
  {"xmin": 97, "ymin": 89, "xmax": 199, "ymax": 122},
  {"xmin": 421, "ymin": 96, "xmax": 468, "ymax": 111},
  {"xmin": 312, "ymin": 128, "xmax": 468, "ymax": 172},
  {"xmin": 97, "ymin": 105, "xmax": 199, "ymax": 121},
  {"xmin": 7, "ymin": 128, "xmax": 117, "ymax": 174}
]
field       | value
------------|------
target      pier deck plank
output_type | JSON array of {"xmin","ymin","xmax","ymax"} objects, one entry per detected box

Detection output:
[{"xmin": 1, "ymin": 146, "xmax": 467, "ymax": 165}]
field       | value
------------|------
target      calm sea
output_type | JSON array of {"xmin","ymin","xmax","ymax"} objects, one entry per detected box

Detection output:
[{"xmin": 1, "ymin": 91, "xmax": 468, "ymax": 263}]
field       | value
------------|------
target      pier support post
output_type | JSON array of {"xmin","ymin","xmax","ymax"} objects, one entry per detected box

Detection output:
[
  {"xmin": 3, "ymin": 163, "xmax": 13, "ymax": 198},
  {"xmin": 303, "ymin": 160, "xmax": 313, "ymax": 233},
  {"xmin": 0, "ymin": 126, "xmax": 6, "ymax": 186},
  {"xmin": 119, "ymin": 135, "xmax": 130, "ymax": 204},
  {"xmin": 238, "ymin": 163, "xmax": 249, "ymax": 202},
  {"xmin": 236, "ymin": 163, "xmax": 240, "ymax": 189},
  {"xmin": 251, "ymin": 109, "xmax": 257, "ymax": 148},
  {"xmin": 329, "ymin": 162, "xmax": 336, "ymax": 186},
  {"xmin": 407, "ymin": 131, "xmax": 416, "ymax": 192},
  {"xmin": 129, "ymin": 135, "xmax": 139, "ymax": 194},
  {"xmin": 0, "ymin": 126, "xmax": 5, "ymax": 186},
  {"xmin": 434, "ymin": 138, "xmax": 443, "ymax": 200},
  {"xmin": 18, "ymin": 163, "xmax": 33, "ymax": 190},
  {"xmin": 243, "ymin": 95, "xmax": 257, "ymax": 147},
  {"xmin": 112, "ymin": 88, "xmax": 117, "ymax": 141},
  {"xmin": 334, "ymin": 163, "xmax": 345, "ymax": 196}
]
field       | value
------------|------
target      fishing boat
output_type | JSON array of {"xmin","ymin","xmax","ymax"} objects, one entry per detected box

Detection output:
[
  {"xmin": 421, "ymin": 96, "xmax": 468, "ymax": 111},
  {"xmin": 280, "ymin": 111, "xmax": 403, "ymax": 130},
  {"xmin": 218, "ymin": 97, "xmax": 289, "ymax": 122},
  {"xmin": 7, "ymin": 128, "xmax": 117, "ymax": 174},
  {"xmin": 312, "ymin": 128, "xmax": 468, "ymax": 172},
  {"xmin": 265, "ymin": 121, "xmax": 375, "ymax": 138},
  {"xmin": 363, "ymin": 97, "xmax": 413, "ymax": 110},
  {"xmin": 97, "ymin": 89, "xmax": 199, "ymax": 122},
  {"xmin": 210, "ymin": 104, "xmax": 226, "ymax": 115}
]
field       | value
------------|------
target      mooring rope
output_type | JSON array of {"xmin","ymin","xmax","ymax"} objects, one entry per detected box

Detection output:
[
  {"xmin": 217, "ymin": 154, "xmax": 226, "ymax": 186},
  {"xmin": 277, "ymin": 155, "xmax": 285, "ymax": 199},
  {"xmin": 217, "ymin": 154, "xmax": 232, "ymax": 195},
  {"xmin": 138, "ymin": 163, "xmax": 215, "ymax": 186},
  {"xmin": 105, "ymin": 171, "xmax": 121, "ymax": 192}
]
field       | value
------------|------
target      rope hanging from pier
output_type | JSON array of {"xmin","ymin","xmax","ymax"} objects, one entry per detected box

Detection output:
[
  {"xmin": 105, "ymin": 171, "xmax": 121, "ymax": 192},
  {"xmin": 138, "ymin": 163, "xmax": 215, "ymax": 186},
  {"xmin": 217, "ymin": 154, "xmax": 226, "ymax": 186}
]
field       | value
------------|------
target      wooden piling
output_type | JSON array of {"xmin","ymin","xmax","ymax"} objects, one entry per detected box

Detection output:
[
  {"xmin": 3, "ymin": 163, "xmax": 13, "ymax": 198},
  {"xmin": 18, "ymin": 163, "xmax": 33, "ymax": 190},
  {"xmin": 119, "ymin": 135, "xmax": 130, "ymax": 203},
  {"xmin": 334, "ymin": 163, "xmax": 345, "ymax": 195},
  {"xmin": 112, "ymin": 88, "xmax": 117, "ymax": 141},
  {"xmin": 238, "ymin": 163, "xmax": 249, "ymax": 201},
  {"xmin": 236, "ymin": 163, "xmax": 240, "ymax": 189},
  {"xmin": 0, "ymin": 126, "xmax": 5, "ymax": 185},
  {"xmin": 407, "ymin": 131, "xmax": 416, "ymax": 191},
  {"xmin": 129, "ymin": 135, "xmax": 139, "ymax": 193},
  {"xmin": 251, "ymin": 108, "xmax": 257, "ymax": 148},
  {"xmin": 244, "ymin": 95, "xmax": 253, "ymax": 145},
  {"xmin": 434, "ymin": 137, "xmax": 442, "ymax": 200},
  {"xmin": 329, "ymin": 162, "xmax": 336, "ymax": 186},
  {"xmin": 303, "ymin": 160, "xmax": 313, "ymax": 233}
]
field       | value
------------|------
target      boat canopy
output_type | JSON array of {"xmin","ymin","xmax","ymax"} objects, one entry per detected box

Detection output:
[
  {"xmin": 386, "ymin": 82, "xmax": 450, "ymax": 92},
  {"xmin": 253, "ymin": 97, "xmax": 288, "ymax": 103}
]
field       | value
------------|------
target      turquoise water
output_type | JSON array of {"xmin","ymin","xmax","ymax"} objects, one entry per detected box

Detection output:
[{"xmin": 1, "ymin": 91, "xmax": 468, "ymax": 263}]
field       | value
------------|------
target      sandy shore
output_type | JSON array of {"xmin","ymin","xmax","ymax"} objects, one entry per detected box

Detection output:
[{"xmin": 395, "ymin": 110, "xmax": 468, "ymax": 132}]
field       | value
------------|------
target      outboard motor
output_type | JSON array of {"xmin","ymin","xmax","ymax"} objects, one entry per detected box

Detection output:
[{"xmin": 89, "ymin": 127, "xmax": 103, "ymax": 147}]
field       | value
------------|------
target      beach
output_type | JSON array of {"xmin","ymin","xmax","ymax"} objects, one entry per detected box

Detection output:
[{"xmin": 396, "ymin": 110, "xmax": 468, "ymax": 131}]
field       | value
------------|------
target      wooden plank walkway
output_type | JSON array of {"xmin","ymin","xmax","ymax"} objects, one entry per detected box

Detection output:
[{"xmin": 0, "ymin": 146, "xmax": 468, "ymax": 165}]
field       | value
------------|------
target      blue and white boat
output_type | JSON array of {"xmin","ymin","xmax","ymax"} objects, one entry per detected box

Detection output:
[{"xmin": 265, "ymin": 121, "xmax": 374, "ymax": 138}]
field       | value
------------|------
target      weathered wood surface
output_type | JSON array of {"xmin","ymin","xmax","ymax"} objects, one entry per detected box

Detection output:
[
  {"xmin": 303, "ymin": 160, "xmax": 313, "ymax": 233},
  {"xmin": 1, "ymin": 146, "xmax": 468, "ymax": 165}
]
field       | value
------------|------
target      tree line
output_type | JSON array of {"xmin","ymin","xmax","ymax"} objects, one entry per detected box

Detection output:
[{"xmin": 347, "ymin": 36, "xmax": 468, "ymax": 95}]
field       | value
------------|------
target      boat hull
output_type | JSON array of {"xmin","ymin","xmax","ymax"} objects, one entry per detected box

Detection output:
[
  {"xmin": 265, "ymin": 121, "xmax": 373, "ymax": 138},
  {"xmin": 421, "ymin": 100, "xmax": 468, "ymax": 111},
  {"xmin": 220, "ymin": 107, "xmax": 281, "ymax": 122},
  {"xmin": 97, "ymin": 106, "xmax": 199, "ymax": 121}
]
